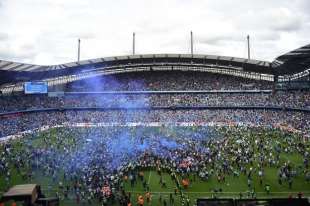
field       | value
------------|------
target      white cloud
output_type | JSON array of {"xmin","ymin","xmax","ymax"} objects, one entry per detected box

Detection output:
[{"xmin": 0, "ymin": 0, "xmax": 309, "ymax": 65}]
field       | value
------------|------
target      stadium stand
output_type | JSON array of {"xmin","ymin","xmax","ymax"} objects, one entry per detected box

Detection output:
[
  {"xmin": 0, "ymin": 44, "xmax": 309, "ymax": 206},
  {"xmin": 65, "ymin": 71, "xmax": 274, "ymax": 91},
  {"xmin": 0, "ymin": 91, "xmax": 309, "ymax": 113}
]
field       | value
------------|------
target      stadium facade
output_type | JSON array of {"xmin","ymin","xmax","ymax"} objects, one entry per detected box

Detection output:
[
  {"xmin": 0, "ymin": 42, "xmax": 310, "ymax": 206},
  {"xmin": 0, "ymin": 44, "xmax": 309, "ymax": 94}
]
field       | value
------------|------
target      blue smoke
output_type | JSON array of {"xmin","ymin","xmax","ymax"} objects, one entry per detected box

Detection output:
[
  {"xmin": 159, "ymin": 138, "xmax": 179, "ymax": 149},
  {"xmin": 47, "ymin": 73, "xmax": 222, "ymax": 176}
]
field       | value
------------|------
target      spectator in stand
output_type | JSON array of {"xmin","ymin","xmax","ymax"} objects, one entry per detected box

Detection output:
[{"xmin": 0, "ymin": 91, "xmax": 309, "ymax": 113}]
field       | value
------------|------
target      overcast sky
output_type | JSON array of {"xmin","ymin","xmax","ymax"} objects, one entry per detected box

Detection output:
[{"xmin": 0, "ymin": 0, "xmax": 309, "ymax": 65}]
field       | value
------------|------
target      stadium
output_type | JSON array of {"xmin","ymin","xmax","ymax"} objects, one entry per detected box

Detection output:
[{"xmin": 0, "ymin": 38, "xmax": 309, "ymax": 206}]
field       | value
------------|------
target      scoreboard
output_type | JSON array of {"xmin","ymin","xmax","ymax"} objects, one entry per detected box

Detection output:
[{"xmin": 24, "ymin": 82, "xmax": 48, "ymax": 94}]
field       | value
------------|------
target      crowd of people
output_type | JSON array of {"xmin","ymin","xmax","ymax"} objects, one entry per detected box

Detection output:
[
  {"xmin": 0, "ymin": 109, "xmax": 309, "ymax": 138},
  {"xmin": 65, "ymin": 71, "xmax": 273, "ymax": 91},
  {"xmin": 0, "ymin": 91, "xmax": 309, "ymax": 113},
  {"xmin": 0, "ymin": 126, "xmax": 309, "ymax": 205},
  {"xmin": 0, "ymin": 71, "xmax": 309, "ymax": 205},
  {"xmin": 0, "ymin": 71, "xmax": 308, "ymax": 114}
]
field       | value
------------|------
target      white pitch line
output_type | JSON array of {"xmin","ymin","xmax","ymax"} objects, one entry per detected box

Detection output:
[
  {"xmin": 147, "ymin": 170, "xmax": 152, "ymax": 185},
  {"xmin": 126, "ymin": 191, "xmax": 310, "ymax": 194}
]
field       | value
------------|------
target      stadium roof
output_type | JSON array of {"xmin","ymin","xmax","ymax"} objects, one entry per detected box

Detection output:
[
  {"xmin": 0, "ymin": 54, "xmax": 274, "ymax": 86},
  {"xmin": 0, "ymin": 44, "xmax": 309, "ymax": 86},
  {"xmin": 272, "ymin": 44, "xmax": 310, "ymax": 75},
  {"xmin": 0, "ymin": 54, "xmax": 271, "ymax": 72}
]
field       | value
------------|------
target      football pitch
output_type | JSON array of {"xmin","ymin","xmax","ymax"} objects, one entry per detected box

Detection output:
[
  {"xmin": 0, "ymin": 126, "xmax": 310, "ymax": 206},
  {"xmin": 1, "ymin": 168, "xmax": 309, "ymax": 206},
  {"xmin": 122, "ymin": 169, "xmax": 310, "ymax": 206}
]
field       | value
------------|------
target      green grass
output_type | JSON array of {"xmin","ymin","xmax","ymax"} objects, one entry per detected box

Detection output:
[
  {"xmin": 121, "ymin": 168, "xmax": 310, "ymax": 206},
  {"xmin": 2, "ymin": 167, "xmax": 308, "ymax": 206},
  {"xmin": 1, "ymin": 168, "xmax": 310, "ymax": 206},
  {"xmin": 1, "ymin": 127, "xmax": 310, "ymax": 206}
]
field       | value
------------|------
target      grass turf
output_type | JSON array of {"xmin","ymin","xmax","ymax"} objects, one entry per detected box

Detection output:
[{"xmin": 1, "ymin": 127, "xmax": 310, "ymax": 206}]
